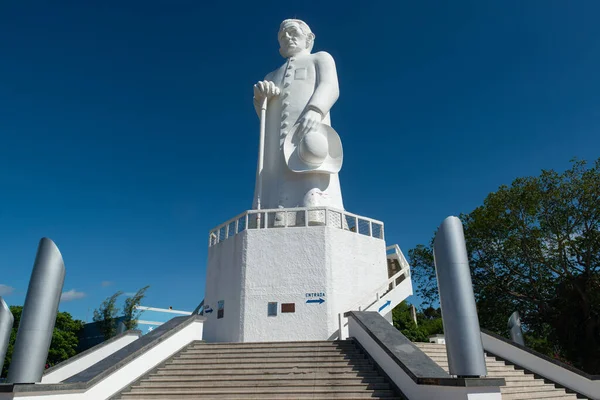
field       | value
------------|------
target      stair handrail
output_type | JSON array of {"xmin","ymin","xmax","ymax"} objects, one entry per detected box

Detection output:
[
  {"xmin": 350, "ymin": 245, "xmax": 411, "ymax": 313},
  {"xmin": 338, "ymin": 245, "xmax": 412, "ymax": 340},
  {"xmin": 359, "ymin": 265, "xmax": 411, "ymax": 312}
]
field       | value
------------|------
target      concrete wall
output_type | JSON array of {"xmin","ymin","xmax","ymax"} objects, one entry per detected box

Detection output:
[
  {"xmin": 203, "ymin": 232, "xmax": 246, "ymax": 342},
  {"xmin": 348, "ymin": 318, "xmax": 502, "ymax": 400},
  {"xmin": 482, "ymin": 332, "xmax": 599, "ymax": 400},
  {"xmin": 242, "ymin": 226, "xmax": 329, "ymax": 342},
  {"xmin": 41, "ymin": 332, "xmax": 140, "ymax": 383},
  {"xmin": 203, "ymin": 225, "xmax": 389, "ymax": 342},
  {"xmin": 0, "ymin": 319, "xmax": 204, "ymax": 400},
  {"xmin": 328, "ymin": 228, "xmax": 387, "ymax": 335}
]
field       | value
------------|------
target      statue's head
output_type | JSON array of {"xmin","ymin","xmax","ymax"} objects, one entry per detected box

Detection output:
[{"xmin": 278, "ymin": 19, "xmax": 315, "ymax": 58}]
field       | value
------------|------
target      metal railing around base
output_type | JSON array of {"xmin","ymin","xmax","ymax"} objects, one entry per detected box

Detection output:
[{"xmin": 208, "ymin": 207, "xmax": 385, "ymax": 247}]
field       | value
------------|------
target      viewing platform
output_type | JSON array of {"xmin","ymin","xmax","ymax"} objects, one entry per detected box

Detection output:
[{"xmin": 208, "ymin": 207, "xmax": 385, "ymax": 247}]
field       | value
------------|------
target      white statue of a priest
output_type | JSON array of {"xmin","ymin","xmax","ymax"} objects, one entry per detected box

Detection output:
[{"xmin": 252, "ymin": 19, "xmax": 345, "ymax": 216}]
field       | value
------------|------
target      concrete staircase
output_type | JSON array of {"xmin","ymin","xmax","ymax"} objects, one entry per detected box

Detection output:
[
  {"xmin": 414, "ymin": 342, "xmax": 585, "ymax": 400},
  {"xmin": 113, "ymin": 340, "xmax": 402, "ymax": 399}
]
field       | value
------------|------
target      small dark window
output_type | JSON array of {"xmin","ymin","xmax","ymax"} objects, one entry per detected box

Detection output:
[
  {"xmin": 268, "ymin": 302, "xmax": 278, "ymax": 316},
  {"xmin": 281, "ymin": 303, "xmax": 295, "ymax": 313}
]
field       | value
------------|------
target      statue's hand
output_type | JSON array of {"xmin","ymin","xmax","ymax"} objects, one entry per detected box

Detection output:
[
  {"xmin": 298, "ymin": 109, "xmax": 323, "ymax": 137},
  {"xmin": 253, "ymin": 81, "xmax": 280, "ymax": 101}
]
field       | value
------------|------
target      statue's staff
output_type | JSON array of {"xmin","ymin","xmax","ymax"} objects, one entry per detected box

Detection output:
[{"xmin": 254, "ymin": 82, "xmax": 280, "ymax": 212}]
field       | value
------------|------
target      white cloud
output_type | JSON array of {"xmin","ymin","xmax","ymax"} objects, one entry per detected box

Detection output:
[
  {"xmin": 60, "ymin": 289, "xmax": 86, "ymax": 302},
  {"xmin": 101, "ymin": 281, "xmax": 114, "ymax": 287},
  {"xmin": 0, "ymin": 284, "xmax": 15, "ymax": 296}
]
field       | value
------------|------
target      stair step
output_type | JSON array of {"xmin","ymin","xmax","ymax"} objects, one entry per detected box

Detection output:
[
  {"xmin": 188, "ymin": 341, "xmax": 355, "ymax": 349},
  {"xmin": 143, "ymin": 376, "xmax": 386, "ymax": 385},
  {"xmin": 484, "ymin": 370, "xmax": 526, "ymax": 377},
  {"xmin": 501, "ymin": 384, "xmax": 566, "ymax": 393},
  {"xmin": 503, "ymin": 377, "xmax": 546, "ymax": 386},
  {"xmin": 500, "ymin": 391, "xmax": 576, "ymax": 400},
  {"xmin": 155, "ymin": 365, "xmax": 376, "ymax": 374},
  {"xmin": 167, "ymin": 360, "xmax": 372, "ymax": 368},
  {"xmin": 433, "ymin": 362, "xmax": 513, "ymax": 370},
  {"xmin": 182, "ymin": 347, "xmax": 359, "ymax": 355},
  {"xmin": 119, "ymin": 396, "xmax": 401, "ymax": 400},
  {"xmin": 172, "ymin": 354, "xmax": 365, "ymax": 363},
  {"xmin": 133, "ymin": 382, "xmax": 391, "ymax": 389},
  {"xmin": 423, "ymin": 351, "xmax": 498, "ymax": 363},
  {"xmin": 502, "ymin": 375, "xmax": 543, "ymax": 382},
  {"xmin": 119, "ymin": 388, "xmax": 399, "ymax": 398}
]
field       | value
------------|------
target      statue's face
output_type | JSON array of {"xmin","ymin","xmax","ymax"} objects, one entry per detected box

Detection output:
[{"xmin": 278, "ymin": 22, "xmax": 308, "ymax": 57}]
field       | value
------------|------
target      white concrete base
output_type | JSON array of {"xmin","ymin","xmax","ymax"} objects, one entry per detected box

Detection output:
[{"xmin": 203, "ymin": 225, "xmax": 388, "ymax": 342}]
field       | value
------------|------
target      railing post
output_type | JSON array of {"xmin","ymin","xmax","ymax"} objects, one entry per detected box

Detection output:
[
  {"xmin": 368, "ymin": 221, "xmax": 373, "ymax": 237},
  {"xmin": 265, "ymin": 212, "xmax": 269, "ymax": 228},
  {"xmin": 338, "ymin": 313, "xmax": 345, "ymax": 340},
  {"xmin": 324, "ymin": 208, "xmax": 328, "ymax": 227},
  {"xmin": 354, "ymin": 217, "xmax": 358, "ymax": 233},
  {"xmin": 225, "ymin": 224, "xmax": 230, "ymax": 239},
  {"xmin": 235, "ymin": 219, "xmax": 239, "ymax": 235},
  {"xmin": 305, "ymin": 209, "xmax": 308, "ymax": 227},
  {"xmin": 245, "ymin": 214, "xmax": 249, "ymax": 230}
]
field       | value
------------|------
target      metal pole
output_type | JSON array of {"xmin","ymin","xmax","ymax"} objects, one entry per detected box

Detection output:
[
  {"xmin": 508, "ymin": 311, "xmax": 525, "ymax": 346},
  {"xmin": 411, "ymin": 305, "xmax": 418, "ymax": 327},
  {"xmin": 7, "ymin": 238, "xmax": 66, "ymax": 383},
  {"xmin": 256, "ymin": 96, "xmax": 268, "ymax": 211},
  {"xmin": 0, "ymin": 297, "xmax": 14, "ymax": 377},
  {"xmin": 433, "ymin": 216, "xmax": 487, "ymax": 377}
]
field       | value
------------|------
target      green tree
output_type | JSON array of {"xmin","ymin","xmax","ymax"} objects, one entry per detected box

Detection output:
[
  {"xmin": 122, "ymin": 286, "xmax": 149, "ymax": 330},
  {"xmin": 392, "ymin": 301, "xmax": 443, "ymax": 342},
  {"xmin": 2, "ymin": 306, "xmax": 84, "ymax": 376},
  {"xmin": 93, "ymin": 291, "xmax": 122, "ymax": 340},
  {"xmin": 408, "ymin": 158, "xmax": 600, "ymax": 373}
]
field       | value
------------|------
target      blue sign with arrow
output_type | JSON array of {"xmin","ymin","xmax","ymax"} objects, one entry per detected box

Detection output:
[
  {"xmin": 204, "ymin": 306, "xmax": 213, "ymax": 314},
  {"xmin": 378, "ymin": 300, "xmax": 391, "ymax": 312},
  {"xmin": 306, "ymin": 298, "xmax": 325, "ymax": 305}
]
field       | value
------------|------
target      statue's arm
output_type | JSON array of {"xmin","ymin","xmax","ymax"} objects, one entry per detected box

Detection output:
[{"xmin": 307, "ymin": 52, "xmax": 340, "ymax": 117}]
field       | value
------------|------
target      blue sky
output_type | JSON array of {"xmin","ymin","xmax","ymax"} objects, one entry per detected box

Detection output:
[{"xmin": 1, "ymin": 1, "xmax": 599, "ymax": 324}]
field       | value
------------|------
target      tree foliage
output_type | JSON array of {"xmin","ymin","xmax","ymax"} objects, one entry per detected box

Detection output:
[
  {"xmin": 122, "ymin": 286, "xmax": 149, "ymax": 330},
  {"xmin": 409, "ymin": 158, "xmax": 600, "ymax": 373},
  {"xmin": 2, "ymin": 306, "xmax": 84, "ymax": 376},
  {"xmin": 92, "ymin": 286, "xmax": 150, "ymax": 340},
  {"xmin": 392, "ymin": 301, "xmax": 443, "ymax": 342},
  {"xmin": 93, "ymin": 291, "xmax": 122, "ymax": 340}
]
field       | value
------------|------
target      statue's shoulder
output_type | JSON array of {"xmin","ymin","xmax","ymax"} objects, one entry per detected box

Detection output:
[
  {"xmin": 311, "ymin": 51, "xmax": 333, "ymax": 60},
  {"xmin": 311, "ymin": 51, "xmax": 335, "ymax": 66}
]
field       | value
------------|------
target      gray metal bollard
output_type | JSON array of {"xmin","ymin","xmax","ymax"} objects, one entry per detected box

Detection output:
[
  {"xmin": 0, "ymin": 297, "xmax": 14, "ymax": 377},
  {"xmin": 508, "ymin": 311, "xmax": 525, "ymax": 346},
  {"xmin": 7, "ymin": 238, "xmax": 66, "ymax": 383},
  {"xmin": 433, "ymin": 216, "xmax": 487, "ymax": 377},
  {"xmin": 116, "ymin": 321, "xmax": 127, "ymax": 335}
]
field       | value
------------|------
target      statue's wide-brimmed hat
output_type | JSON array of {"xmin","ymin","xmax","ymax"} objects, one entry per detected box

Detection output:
[{"xmin": 283, "ymin": 123, "xmax": 343, "ymax": 174}]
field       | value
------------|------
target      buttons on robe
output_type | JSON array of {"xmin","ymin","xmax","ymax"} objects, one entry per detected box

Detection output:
[{"xmin": 281, "ymin": 57, "xmax": 296, "ymax": 137}]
